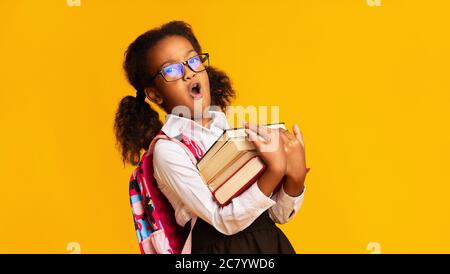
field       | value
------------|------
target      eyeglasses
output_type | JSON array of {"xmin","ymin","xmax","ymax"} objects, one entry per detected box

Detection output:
[{"xmin": 149, "ymin": 53, "xmax": 210, "ymax": 82}]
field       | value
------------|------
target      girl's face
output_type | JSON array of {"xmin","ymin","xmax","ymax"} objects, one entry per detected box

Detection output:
[{"xmin": 145, "ymin": 35, "xmax": 211, "ymax": 118}]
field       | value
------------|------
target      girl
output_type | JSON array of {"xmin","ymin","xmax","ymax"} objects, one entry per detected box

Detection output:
[{"xmin": 114, "ymin": 21, "xmax": 309, "ymax": 254}]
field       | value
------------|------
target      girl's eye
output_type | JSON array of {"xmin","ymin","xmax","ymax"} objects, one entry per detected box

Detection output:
[
  {"xmin": 164, "ymin": 64, "xmax": 181, "ymax": 76},
  {"xmin": 188, "ymin": 56, "xmax": 201, "ymax": 68}
]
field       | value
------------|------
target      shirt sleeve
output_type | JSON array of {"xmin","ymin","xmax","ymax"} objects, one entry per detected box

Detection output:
[
  {"xmin": 152, "ymin": 139, "xmax": 276, "ymax": 236},
  {"xmin": 268, "ymin": 184, "xmax": 305, "ymax": 224}
]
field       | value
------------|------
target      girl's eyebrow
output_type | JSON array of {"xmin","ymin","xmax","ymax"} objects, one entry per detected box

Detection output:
[{"xmin": 161, "ymin": 49, "xmax": 196, "ymax": 67}]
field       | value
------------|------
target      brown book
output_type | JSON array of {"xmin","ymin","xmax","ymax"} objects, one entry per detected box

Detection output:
[{"xmin": 197, "ymin": 122, "xmax": 286, "ymax": 206}]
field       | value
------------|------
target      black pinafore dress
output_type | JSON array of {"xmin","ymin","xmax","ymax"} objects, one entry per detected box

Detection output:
[{"xmin": 184, "ymin": 210, "xmax": 296, "ymax": 254}]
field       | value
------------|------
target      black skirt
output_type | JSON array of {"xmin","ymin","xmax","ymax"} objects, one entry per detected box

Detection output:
[{"xmin": 186, "ymin": 210, "xmax": 296, "ymax": 254}]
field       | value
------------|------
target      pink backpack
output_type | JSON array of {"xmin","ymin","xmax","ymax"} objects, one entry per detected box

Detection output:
[{"xmin": 129, "ymin": 131, "xmax": 205, "ymax": 254}]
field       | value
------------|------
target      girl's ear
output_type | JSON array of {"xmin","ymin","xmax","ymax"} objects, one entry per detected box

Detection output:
[{"xmin": 144, "ymin": 87, "xmax": 163, "ymax": 105}]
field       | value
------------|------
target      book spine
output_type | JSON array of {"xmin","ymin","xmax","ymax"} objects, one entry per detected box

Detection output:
[
  {"xmin": 212, "ymin": 157, "xmax": 267, "ymax": 207},
  {"xmin": 211, "ymin": 155, "xmax": 259, "ymax": 196},
  {"xmin": 207, "ymin": 151, "xmax": 256, "ymax": 191}
]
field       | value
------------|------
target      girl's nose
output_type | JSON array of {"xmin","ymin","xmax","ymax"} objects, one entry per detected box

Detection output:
[{"xmin": 183, "ymin": 63, "xmax": 196, "ymax": 80}]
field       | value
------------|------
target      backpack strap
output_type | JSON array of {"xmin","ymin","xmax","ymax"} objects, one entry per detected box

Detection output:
[
  {"xmin": 130, "ymin": 130, "xmax": 204, "ymax": 254},
  {"xmin": 148, "ymin": 132, "xmax": 203, "ymax": 254},
  {"xmin": 146, "ymin": 133, "xmax": 203, "ymax": 165}
]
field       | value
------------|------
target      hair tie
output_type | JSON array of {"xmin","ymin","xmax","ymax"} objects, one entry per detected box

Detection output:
[{"xmin": 136, "ymin": 90, "xmax": 145, "ymax": 102}]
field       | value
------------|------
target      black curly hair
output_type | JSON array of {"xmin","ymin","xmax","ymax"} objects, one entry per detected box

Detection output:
[{"xmin": 114, "ymin": 21, "xmax": 236, "ymax": 166}]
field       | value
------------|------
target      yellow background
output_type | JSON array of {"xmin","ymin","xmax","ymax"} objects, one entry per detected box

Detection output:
[{"xmin": 1, "ymin": 0, "xmax": 449, "ymax": 254}]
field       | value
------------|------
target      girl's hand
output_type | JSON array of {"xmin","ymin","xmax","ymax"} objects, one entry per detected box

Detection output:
[
  {"xmin": 280, "ymin": 124, "xmax": 310, "ymax": 188},
  {"xmin": 244, "ymin": 123, "xmax": 287, "ymax": 176},
  {"xmin": 244, "ymin": 122, "xmax": 287, "ymax": 196}
]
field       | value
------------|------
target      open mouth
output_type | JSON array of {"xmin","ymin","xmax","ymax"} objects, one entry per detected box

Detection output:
[{"xmin": 189, "ymin": 82, "xmax": 203, "ymax": 99}]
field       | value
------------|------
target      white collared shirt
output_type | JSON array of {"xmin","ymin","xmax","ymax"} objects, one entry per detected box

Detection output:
[{"xmin": 152, "ymin": 110, "xmax": 305, "ymax": 235}]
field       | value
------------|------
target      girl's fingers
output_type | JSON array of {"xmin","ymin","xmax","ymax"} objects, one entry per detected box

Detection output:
[
  {"xmin": 280, "ymin": 128, "xmax": 295, "ymax": 142},
  {"xmin": 279, "ymin": 129, "xmax": 290, "ymax": 145},
  {"xmin": 245, "ymin": 128, "xmax": 262, "ymax": 149},
  {"xmin": 244, "ymin": 122, "xmax": 271, "ymax": 142},
  {"xmin": 293, "ymin": 124, "xmax": 305, "ymax": 148}
]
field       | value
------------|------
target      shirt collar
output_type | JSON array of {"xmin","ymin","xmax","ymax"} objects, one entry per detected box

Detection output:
[{"xmin": 161, "ymin": 110, "xmax": 230, "ymax": 139}]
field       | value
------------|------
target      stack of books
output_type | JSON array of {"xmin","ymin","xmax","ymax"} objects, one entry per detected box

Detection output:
[{"xmin": 196, "ymin": 123, "xmax": 286, "ymax": 206}]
